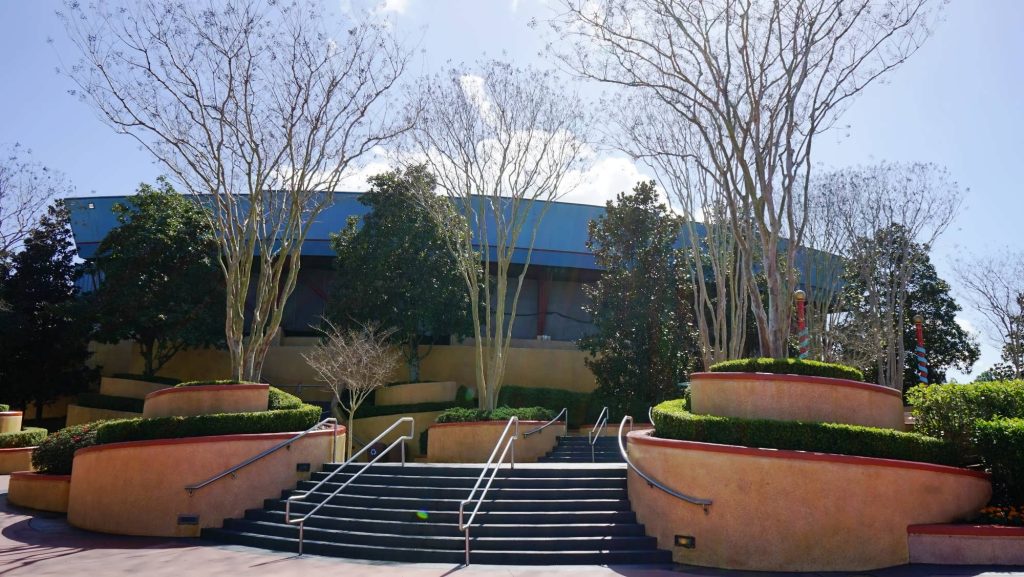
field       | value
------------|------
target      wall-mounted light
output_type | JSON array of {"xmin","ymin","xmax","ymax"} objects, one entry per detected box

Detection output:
[{"xmin": 675, "ymin": 534, "xmax": 696, "ymax": 549}]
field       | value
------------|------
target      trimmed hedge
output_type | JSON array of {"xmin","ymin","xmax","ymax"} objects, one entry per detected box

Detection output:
[
  {"xmin": 111, "ymin": 373, "xmax": 181, "ymax": 386},
  {"xmin": 0, "ymin": 426, "xmax": 48, "ymax": 449},
  {"xmin": 708, "ymin": 358, "xmax": 864, "ymax": 382},
  {"xmin": 95, "ymin": 404, "xmax": 322, "ymax": 445},
  {"xmin": 268, "ymin": 387, "xmax": 304, "ymax": 410},
  {"xmin": 75, "ymin": 393, "xmax": 144, "ymax": 413},
  {"xmin": 0, "ymin": 404, "xmax": 9, "ymax": 412},
  {"xmin": 651, "ymin": 399, "xmax": 957, "ymax": 466},
  {"xmin": 435, "ymin": 406, "xmax": 554, "ymax": 424},
  {"xmin": 498, "ymin": 385, "xmax": 590, "ymax": 428},
  {"xmin": 32, "ymin": 423, "xmax": 102, "ymax": 474},
  {"xmin": 174, "ymin": 379, "xmax": 259, "ymax": 387},
  {"xmin": 975, "ymin": 418, "xmax": 1024, "ymax": 502},
  {"xmin": 908, "ymin": 381, "xmax": 1024, "ymax": 457}
]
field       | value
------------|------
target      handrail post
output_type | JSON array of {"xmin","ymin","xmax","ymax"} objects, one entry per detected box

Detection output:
[{"xmin": 401, "ymin": 438, "xmax": 406, "ymax": 466}]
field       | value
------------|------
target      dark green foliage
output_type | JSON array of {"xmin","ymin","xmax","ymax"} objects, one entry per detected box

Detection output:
[
  {"xmin": 111, "ymin": 373, "xmax": 181, "ymax": 385},
  {"xmin": 975, "ymin": 418, "xmax": 1024, "ymax": 502},
  {"xmin": 435, "ymin": 406, "xmax": 554, "ymax": 424},
  {"xmin": 0, "ymin": 426, "xmax": 47, "ymax": 449},
  {"xmin": 907, "ymin": 381, "xmax": 1024, "ymax": 458},
  {"xmin": 94, "ymin": 404, "xmax": 321, "ymax": 445},
  {"xmin": 75, "ymin": 393, "xmax": 144, "ymax": 413},
  {"xmin": 709, "ymin": 357, "xmax": 865, "ymax": 382},
  {"xmin": 267, "ymin": 387, "xmax": 303, "ymax": 410},
  {"xmin": 355, "ymin": 389, "xmax": 475, "ymax": 419},
  {"xmin": 579, "ymin": 182, "xmax": 699, "ymax": 416},
  {"xmin": 91, "ymin": 179, "xmax": 225, "ymax": 377},
  {"xmin": 0, "ymin": 404, "xmax": 8, "ymax": 412},
  {"xmin": 31, "ymin": 423, "xmax": 101, "ymax": 474},
  {"xmin": 0, "ymin": 202, "xmax": 98, "ymax": 416},
  {"xmin": 652, "ymin": 399, "xmax": 957, "ymax": 466},
  {"xmin": 174, "ymin": 379, "xmax": 257, "ymax": 387},
  {"xmin": 327, "ymin": 166, "xmax": 471, "ymax": 382},
  {"xmin": 497, "ymin": 385, "xmax": 590, "ymax": 428}
]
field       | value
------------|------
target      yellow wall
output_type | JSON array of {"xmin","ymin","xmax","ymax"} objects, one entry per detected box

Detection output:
[
  {"xmin": 100, "ymin": 376, "xmax": 171, "ymax": 399},
  {"xmin": 142, "ymin": 384, "xmax": 269, "ymax": 419},
  {"xmin": 0, "ymin": 446, "xmax": 34, "ymax": 474},
  {"xmin": 350, "ymin": 411, "xmax": 444, "ymax": 459},
  {"xmin": 427, "ymin": 421, "xmax": 561, "ymax": 463},
  {"xmin": 0, "ymin": 412, "xmax": 23, "ymax": 434},
  {"xmin": 66, "ymin": 405, "xmax": 141, "ymax": 427},
  {"xmin": 8, "ymin": 473, "xmax": 71, "ymax": 513},
  {"xmin": 375, "ymin": 381, "xmax": 459, "ymax": 406}
]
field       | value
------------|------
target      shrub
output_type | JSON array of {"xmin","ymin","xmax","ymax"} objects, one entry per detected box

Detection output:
[
  {"xmin": 708, "ymin": 358, "xmax": 864, "ymax": 382},
  {"xmin": 497, "ymin": 385, "xmax": 590, "ymax": 428},
  {"xmin": 651, "ymin": 399, "xmax": 957, "ymax": 466},
  {"xmin": 908, "ymin": 381, "xmax": 1024, "ymax": 458},
  {"xmin": 174, "ymin": 379, "xmax": 259, "ymax": 387},
  {"xmin": 111, "ymin": 373, "xmax": 181, "ymax": 385},
  {"xmin": 95, "ymin": 404, "xmax": 321, "ymax": 444},
  {"xmin": 435, "ymin": 406, "xmax": 554, "ymax": 424},
  {"xmin": 975, "ymin": 418, "xmax": 1024, "ymax": 503},
  {"xmin": 32, "ymin": 423, "xmax": 102, "ymax": 474},
  {"xmin": 75, "ymin": 393, "xmax": 144, "ymax": 413},
  {"xmin": 267, "ymin": 387, "xmax": 303, "ymax": 410},
  {"xmin": 0, "ymin": 427, "xmax": 48, "ymax": 449},
  {"xmin": 0, "ymin": 404, "xmax": 10, "ymax": 412}
]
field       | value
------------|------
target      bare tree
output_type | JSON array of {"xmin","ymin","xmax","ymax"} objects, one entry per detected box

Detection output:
[
  {"xmin": 60, "ymin": 0, "xmax": 411, "ymax": 381},
  {"xmin": 303, "ymin": 321, "xmax": 399, "ymax": 458},
  {"xmin": 0, "ymin": 143, "xmax": 69, "ymax": 259},
  {"xmin": 954, "ymin": 251, "xmax": 1024, "ymax": 377},
  {"xmin": 408, "ymin": 61, "xmax": 591, "ymax": 410},
  {"xmin": 824, "ymin": 163, "xmax": 961, "ymax": 390},
  {"xmin": 553, "ymin": 0, "xmax": 940, "ymax": 358}
]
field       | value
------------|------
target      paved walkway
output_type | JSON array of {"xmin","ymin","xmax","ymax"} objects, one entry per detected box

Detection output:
[{"xmin": 1, "ymin": 476, "xmax": 1021, "ymax": 577}]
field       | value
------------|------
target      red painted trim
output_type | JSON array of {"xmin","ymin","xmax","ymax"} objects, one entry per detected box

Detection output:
[
  {"xmin": 430, "ymin": 420, "xmax": 560, "ymax": 429},
  {"xmin": 692, "ymin": 372, "xmax": 903, "ymax": 399},
  {"xmin": 908, "ymin": 524, "xmax": 1024, "ymax": 537},
  {"xmin": 73, "ymin": 425, "xmax": 346, "ymax": 457},
  {"xmin": 0, "ymin": 446, "xmax": 36, "ymax": 454},
  {"xmin": 0, "ymin": 411, "xmax": 23, "ymax": 417},
  {"xmin": 144, "ymin": 383, "xmax": 269, "ymax": 400},
  {"xmin": 10, "ymin": 471, "xmax": 71, "ymax": 481},
  {"xmin": 628, "ymin": 431, "xmax": 989, "ymax": 480}
]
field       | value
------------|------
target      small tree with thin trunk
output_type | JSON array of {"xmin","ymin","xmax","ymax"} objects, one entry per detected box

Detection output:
[
  {"xmin": 0, "ymin": 143, "xmax": 68, "ymax": 260},
  {"xmin": 302, "ymin": 321, "xmax": 399, "ymax": 458},
  {"xmin": 953, "ymin": 251, "xmax": 1024, "ymax": 379}
]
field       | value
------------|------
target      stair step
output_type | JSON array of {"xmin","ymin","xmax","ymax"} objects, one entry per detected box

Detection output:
[
  {"xmin": 292, "ymin": 481, "xmax": 626, "ymax": 501},
  {"xmin": 320, "ymin": 463, "xmax": 626, "ymax": 478},
  {"xmin": 279, "ymin": 491, "xmax": 632, "ymax": 512},
  {"xmin": 308, "ymin": 471, "xmax": 626, "ymax": 489}
]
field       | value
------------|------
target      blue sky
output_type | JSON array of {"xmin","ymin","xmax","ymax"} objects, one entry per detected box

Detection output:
[{"xmin": 1, "ymin": 0, "xmax": 1021, "ymax": 379}]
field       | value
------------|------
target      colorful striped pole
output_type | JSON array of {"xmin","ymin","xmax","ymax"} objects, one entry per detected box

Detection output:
[
  {"xmin": 795, "ymin": 290, "xmax": 809, "ymax": 360},
  {"xmin": 914, "ymin": 314, "xmax": 928, "ymax": 384}
]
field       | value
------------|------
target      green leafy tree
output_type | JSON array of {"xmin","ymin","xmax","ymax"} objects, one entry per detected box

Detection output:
[
  {"xmin": 327, "ymin": 166, "xmax": 471, "ymax": 382},
  {"xmin": 91, "ymin": 178, "xmax": 224, "ymax": 377},
  {"xmin": 0, "ymin": 202, "xmax": 97, "ymax": 416},
  {"xmin": 580, "ymin": 181, "xmax": 699, "ymax": 415}
]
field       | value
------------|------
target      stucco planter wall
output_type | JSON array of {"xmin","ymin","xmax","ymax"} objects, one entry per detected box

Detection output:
[
  {"xmin": 0, "ymin": 411, "xmax": 23, "ymax": 434},
  {"xmin": 908, "ymin": 524, "xmax": 1024, "ymax": 565},
  {"xmin": 625, "ymin": 430, "xmax": 990, "ymax": 572},
  {"xmin": 0, "ymin": 446, "xmax": 35, "ymax": 474},
  {"xmin": 690, "ymin": 372, "xmax": 905, "ymax": 430},
  {"xmin": 8, "ymin": 472, "xmax": 71, "ymax": 513},
  {"xmin": 66, "ymin": 404, "xmax": 142, "ymax": 426},
  {"xmin": 100, "ymin": 376, "xmax": 172, "ymax": 399},
  {"xmin": 67, "ymin": 426, "xmax": 345, "ymax": 537},
  {"xmin": 427, "ymin": 420, "xmax": 562, "ymax": 463},
  {"xmin": 375, "ymin": 381, "xmax": 460, "ymax": 406},
  {"xmin": 352, "ymin": 410, "xmax": 446, "ymax": 459},
  {"xmin": 142, "ymin": 384, "xmax": 269, "ymax": 419}
]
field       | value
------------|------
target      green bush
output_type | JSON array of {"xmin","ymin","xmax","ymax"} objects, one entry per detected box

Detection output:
[
  {"xmin": 174, "ymin": 379, "xmax": 259, "ymax": 387},
  {"xmin": 75, "ymin": 393, "xmax": 144, "ymax": 413},
  {"xmin": 32, "ymin": 423, "xmax": 102, "ymax": 474},
  {"xmin": 0, "ymin": 404, "xmax": 10, "ymax": 412},
  {"xmin": 0, "ymin": 426, "xmax": 48, "ymax": 449},
  {"xmin": 708, "ymin": 358, "xmax": 864, "ymax": 382},
  {"xmin": 652, "ymin": 399, "xmax": 957, "ymax": 466},
  {"xmin": 975, "ymin": 418, "xmax": 1024, "ymax": 502},
  {"xmin": 497, "ymin": 385, "xmax": 590, "ymax": 428},
  {"xmin": 111, "ymin": 373, "xmax": 181, "ymax": 385},
  {"xmin": 908, "ymin": 381, "xmax": 1024, "ymax": 458},
  {"xmin": 435, "ymin": 406, "xmax": 554, "ymax": 424},
  {"xmin": 267, "ymin": 387, "xmax": 303, "ymax": 410},
  {"xmin": 95, "ymin": 404, "xmax": 321, "ymax": 444}
]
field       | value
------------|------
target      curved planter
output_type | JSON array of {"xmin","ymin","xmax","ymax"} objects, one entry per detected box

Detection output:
[
  {"xmin": 8, "ymin": 472, "xmax": 71, "ymax": 513},
  {"xmin": 0, "ymin": 411, "xmax": 23, "ymax": 434},
  {"xmin": 68, "ymin": 426, "xmax": 345, "ymax": 537},
  {"xmin": 143, "ymin": 384, "xmax": 269, "ymax": 419},
  {"xmin": 690, "ymin": 372, "xmax": 905, "ymax": 430},
  {"xmin": 375, "ymin": 381, "xmax": 460, "ymax": 406},
  {"xmin": 100, "ymin": 376, "xmax": 173, "ymax": 399},
  {"xmin": 427, "ymin": 420, "xmax": 562, "ymax": 463},
  {"xmin": 908, "ymin": 524, "xmax": 1024, "ymax": 565},
  {"xmin": 0, "ymin": 446, "xmax": 35, "ymax": 474},
  {"xmin": 626, "ymin": 430, "xmax": 990, "ymax": 572}
]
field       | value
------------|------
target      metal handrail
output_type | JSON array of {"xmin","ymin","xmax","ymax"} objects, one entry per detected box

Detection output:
[
  {"xmin": 522, "ymin": 407, "xmax": 567, "ymax": 438},
  {"xmin": 618, "ymin": 415, "xmax": 712, "ymax": 513},
  {"xmin": 458, "ymin": 416, "xmax": 519, "ymax": 565},
  {"xmin": 285, "ymin": 416, "xmax": 415, "ymax": 554},
  {"xmin": 648, "ymin": 405, "xmax": 654, "ymax": 425},
  {"xmin": 588, "ymin": 406, "xmax": 609, "ymax": 462},
  {"xmin": 185, "ymin": 417, "xmax": 339, "ymax": 496}
]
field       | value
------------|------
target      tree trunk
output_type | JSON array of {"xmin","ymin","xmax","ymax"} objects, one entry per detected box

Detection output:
[{"xmin": 346, "ymin": 413, "xmax": 354, "ymax": 461}]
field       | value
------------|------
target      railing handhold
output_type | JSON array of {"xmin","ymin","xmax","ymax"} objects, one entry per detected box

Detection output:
[
  {"xmin": 617, "ymin": 415, "xmax": 712, "ymax": 511},
  {"xmin": 458, "ymin": 416, "xmax": 519, "ymax": 566}
]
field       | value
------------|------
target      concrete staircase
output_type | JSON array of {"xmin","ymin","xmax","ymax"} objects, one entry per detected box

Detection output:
[
  {"xmin": 203, "ymin": 462, "xmax": 669, "ymax": 565},
  {"xmin": 539, "ymin": 435, "xmax": 624, "ymax": 463}
]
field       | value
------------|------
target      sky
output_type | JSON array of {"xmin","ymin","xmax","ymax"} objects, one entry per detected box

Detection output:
[{"xmin": 1, "ymin": 0, "xmax": 1021, "ymax": 380}]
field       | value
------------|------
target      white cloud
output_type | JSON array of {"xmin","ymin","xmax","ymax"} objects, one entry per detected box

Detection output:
[
  {"xmin": 335, "ymin": 146, "xmax": 396, "ymax": 191},
  {"xmin": 379, "ymin": 0, "xmax": 409, "ymax": 14},
  {"xmin": 559, "ymin": 154, "xmax": 654, "ymax": 206}
]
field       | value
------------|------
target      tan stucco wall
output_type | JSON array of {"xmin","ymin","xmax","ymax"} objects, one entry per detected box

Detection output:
[
  {"xmin": 143, "ymin": 384, "xmax": 269, "ymax": 419},
  {"xmin": 350, "ymin": 410, "xmax": 444, "ymax": 459},
  {"xmin": 8, "ymin": 473, "xmax": 71, "ymax": 513},
  {"xmin": 0, "ymin": 446, "xmax": 34, "ymax": 474},
  {"xmin": 427, "ymin": 421, "xmax": 561, "ymax": 463},
  {"xmin": 0, "ymin": 412, "xmax": 23, "ymax": 434},
  {"xmin": 690, "ymin": 372, "xmax": 905, "ymax": 430},
  {"xmin": 626, "ymin": 431, "xmax": 991, "ymax": 572},
  {"xmin": 24, "ymin": 396, "xmax": 73, "ymax": 420},
  {"xmin": 65, "ymin": 405, "xmax": 141, "ymax": 427},
  {"xmin": 375, "ymin": 381, "xmax": 459, "ymax": 406},
  {"xmin": 100, "ymin": 376, "xmax": 171, "ymax": 399},
  {"xmin": 68, "ymin": 427, "xmax": 344, "ymax": 537},
  {"xmin": 908, "ymin": 527, "xmax": 1024, "ymax": 565}
]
